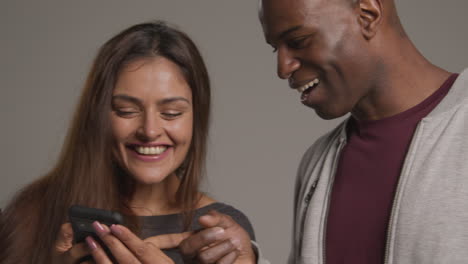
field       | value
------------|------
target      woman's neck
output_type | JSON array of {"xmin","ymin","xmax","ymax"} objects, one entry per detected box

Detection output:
[{"xmin": 129, "ymin": 173, "xmax": 182, "ymax": 216}]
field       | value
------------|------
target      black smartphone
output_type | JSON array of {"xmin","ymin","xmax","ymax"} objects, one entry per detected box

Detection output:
[{"xmin": 69, "ymin": 205, "xmax": 124, "ymax": 261}]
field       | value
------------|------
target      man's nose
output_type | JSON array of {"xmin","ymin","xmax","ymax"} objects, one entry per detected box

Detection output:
[{"xmin": 277, "ymin": 48, "xmax": 300, "ymax": 79}]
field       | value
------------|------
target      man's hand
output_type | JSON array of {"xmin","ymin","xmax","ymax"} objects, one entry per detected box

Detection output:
[{"xmin": 179, "ymin": 210, "xmax": 256, "ymax": 264}]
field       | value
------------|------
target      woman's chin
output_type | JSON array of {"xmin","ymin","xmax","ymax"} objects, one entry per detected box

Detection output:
[
  {"xmin": 128, "ymin": 169, "xmax": 170, "ymax": 185},
  {"xmin": 133, "ymin": 175, "xmax": 168, "ymax": 185}
]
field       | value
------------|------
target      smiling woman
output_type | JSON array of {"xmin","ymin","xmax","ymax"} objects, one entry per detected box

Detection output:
[
  {"xmin": 111, "ymin": 58, "xmax": 194, "ymax": 189},
  {"xmin": 0, "ymin": 21, "xmax": 256, "ymax": 264}
]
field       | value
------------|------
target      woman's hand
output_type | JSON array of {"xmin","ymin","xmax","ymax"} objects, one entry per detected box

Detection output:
[
  {"xmin": 52, "ymin": 223, "xmax": 93, "ymax": 264},
  {"xmin": 88, "ymin": 221, "xmax": 189, "ymax": 264},
  {"xmin": 179, "ymin": 210, "xmax": 256, "ymax": 264}
]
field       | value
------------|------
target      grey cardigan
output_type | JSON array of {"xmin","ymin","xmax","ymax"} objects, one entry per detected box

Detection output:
[{"xmin": 290, "ymin": 68, "xmax": 468, "ymax": 264}]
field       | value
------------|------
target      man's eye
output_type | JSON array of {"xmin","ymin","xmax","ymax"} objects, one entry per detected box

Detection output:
[{"xmin": 287, "ymin": 36, "xmax": 309, "ymax": 49}]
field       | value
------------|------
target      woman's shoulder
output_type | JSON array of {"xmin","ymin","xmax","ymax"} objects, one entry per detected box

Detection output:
[{"xmin": 193, "ymin": 200, "xmax": 256, "ymax": 241}]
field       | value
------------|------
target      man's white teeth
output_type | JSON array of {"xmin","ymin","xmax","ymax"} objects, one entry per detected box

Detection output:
[
  {"xmin": 297, "ymin": 78, "xmax": 320, "ymax": 93},
  {"xmin": 135, "ymin": 146, "xmax": 167, "ymax": 155}
]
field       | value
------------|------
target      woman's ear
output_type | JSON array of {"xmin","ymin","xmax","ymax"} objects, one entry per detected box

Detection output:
[{"xmin": 357, "ymin": 0, "xmax": 383, "ymax": 39}]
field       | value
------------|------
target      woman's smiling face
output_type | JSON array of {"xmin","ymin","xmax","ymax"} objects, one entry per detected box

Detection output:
[{"xmin": 110, "ymin": 56, "xmax": 193, "ymax": 184}]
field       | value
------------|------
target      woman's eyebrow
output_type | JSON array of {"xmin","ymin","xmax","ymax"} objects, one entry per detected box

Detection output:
[
  {"xmin": 157, "ymin": 97, "xmax": 191, "ymax": 106},
  {"xmin": 112, "ymin": 95, "xmax": 190, "ymax": 106},
  {"xmin": 112, "ymin": 94, "xmax": 142, "ymax": 105}
]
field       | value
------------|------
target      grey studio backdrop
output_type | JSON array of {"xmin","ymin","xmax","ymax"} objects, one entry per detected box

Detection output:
[{"xmin": 2, "ymin": 0, "xmax": 468, "ymax": 262}]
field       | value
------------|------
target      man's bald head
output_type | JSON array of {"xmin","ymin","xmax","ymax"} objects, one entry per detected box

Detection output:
[
  {"xmin": 258, "ymin": 0, "xmax": 412, "ymax": 119},
  {"xmin": 259, "ymin": 0, "xmax": 405, "ymax": 39}
]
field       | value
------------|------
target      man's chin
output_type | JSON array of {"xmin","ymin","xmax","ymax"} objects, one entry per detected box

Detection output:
[{"xmin": 306, "ymin": 104, "xmax": 348, "ymax": 120}]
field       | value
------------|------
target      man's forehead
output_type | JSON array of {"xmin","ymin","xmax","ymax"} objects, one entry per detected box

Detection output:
[
  {"xmin": 260, "ymin": 0, "xmax": 319, "ymax": 41},
  {"xmin": 260, "ymin": 0, "xmax": 307, "ymax": 18},
  {"xmin": 260, "ymin": 0, "xmax": 340, "ymax": 22}
]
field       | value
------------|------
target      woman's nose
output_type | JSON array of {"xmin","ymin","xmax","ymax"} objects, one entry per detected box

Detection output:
[{"xmin": 136, "ymin": 113, "xmax": 163, "ymax": 141}]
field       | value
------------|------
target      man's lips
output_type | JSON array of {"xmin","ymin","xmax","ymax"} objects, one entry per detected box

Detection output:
[{"xmin": 290, "ymin": 78, "xmax": 320, "ymax": 93}]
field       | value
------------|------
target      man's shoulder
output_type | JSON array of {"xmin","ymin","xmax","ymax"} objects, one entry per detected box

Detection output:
[
  {"xmin": 296, "ymin": 119, "xmax": 348, "ymax": 177},
  {"xmin": 429, "ymin": 68, "xmax": 468, "ymax": 117},
  {"xmin": 302, "ymin": 119, "xmax": 347, "ymax": 159}
]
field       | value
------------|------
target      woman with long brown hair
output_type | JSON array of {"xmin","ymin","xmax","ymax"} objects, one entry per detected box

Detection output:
[{"xmin": 0, "ymin": 21, "xmax": 257, "ymax": 264}]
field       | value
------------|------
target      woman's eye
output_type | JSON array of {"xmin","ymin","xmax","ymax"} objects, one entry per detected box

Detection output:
[
  {"xmin": 115, "ymin": 109, "xmax": 139, "ymax": 117},
  {"xmin": 162, "ymin": 112, "xmax": 182, "ymax": 119}
]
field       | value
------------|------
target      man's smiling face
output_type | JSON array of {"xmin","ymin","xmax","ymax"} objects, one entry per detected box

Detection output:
[{"xmin": 260, "ymin": 0, "xmax": 378, "ymax": 119}]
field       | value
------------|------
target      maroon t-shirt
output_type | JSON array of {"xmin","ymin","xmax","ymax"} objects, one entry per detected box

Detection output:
[{"xmin": 325, "ymin": 74, "xmax": 458, "ymax": 264}]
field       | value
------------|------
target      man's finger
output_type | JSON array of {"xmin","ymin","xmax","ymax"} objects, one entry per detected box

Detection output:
[
  {"xmin": 179, "ymin": 227, "xmax": 227, "ymax": 257},
  {"xmin": 217, "ymin": 251, "xmax": 239, "ymax": 264},
  {"xmin": 144, "ymin": 231, "xmax": 192, "ymax": 249},
  {"xmin": 198, "ymin": 210, "xmax": 237, "ymax": 230},
  {"xmin": 197, "ymin": 239, "xmax": 238, "ymax": 264}
]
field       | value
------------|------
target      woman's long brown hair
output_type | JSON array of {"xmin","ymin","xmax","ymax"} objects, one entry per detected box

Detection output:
[{"xmin": 0, "ymin": 21, "xmax": 211, "ymax": 263}]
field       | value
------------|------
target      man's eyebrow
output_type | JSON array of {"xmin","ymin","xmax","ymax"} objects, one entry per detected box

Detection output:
[
  {"xmin": 267, "ymin": 25, "xmax": 303, "ymax": 45},
  {"xmin": 278, "ymin": 25, "xmax": 303, "ymax": 40}
]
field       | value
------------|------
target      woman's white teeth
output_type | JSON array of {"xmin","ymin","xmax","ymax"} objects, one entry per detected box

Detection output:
[
  {"xmin": 297, "ymin": 78, "xmax": 320, "ymax": 93},
  {"xmin": 135, "ymin": 146, "xmax": 167, "ymax": 155}
]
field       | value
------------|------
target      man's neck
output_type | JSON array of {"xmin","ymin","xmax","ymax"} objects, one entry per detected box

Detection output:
[{"xmin": 352, "ymin": 38, "xmax": 451, "ymax": 121}]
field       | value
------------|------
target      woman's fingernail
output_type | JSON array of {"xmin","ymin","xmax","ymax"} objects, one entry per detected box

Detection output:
[
  {"xmin": 110, "ymin": 224, "xmax": 122, "ymax": 235},
  {"xmin": 86, "ymin": 236, "xmax": 98, "ymax": 250},
  {"xmin": 93, "ymin": 221, "xmax": 106, "ymax": 234}
]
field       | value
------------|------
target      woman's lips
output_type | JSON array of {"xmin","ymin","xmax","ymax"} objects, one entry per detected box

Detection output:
[
  {"xmin": 126, "ymin": 144, "xmax": 172, "ymax": 162},
  {"xmin": 134, "ymin": 145, "xmax": 167, "ymax": 155}
]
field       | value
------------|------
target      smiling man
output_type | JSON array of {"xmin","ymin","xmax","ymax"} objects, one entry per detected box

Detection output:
[{"xmin": 259, "ymin": 0, "xmax": 468, "ymax": 263}]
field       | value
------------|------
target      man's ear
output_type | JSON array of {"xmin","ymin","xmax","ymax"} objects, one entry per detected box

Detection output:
[{"xmin": 357, "ymin": 0, "xmax": 383, "ymax": 39}]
